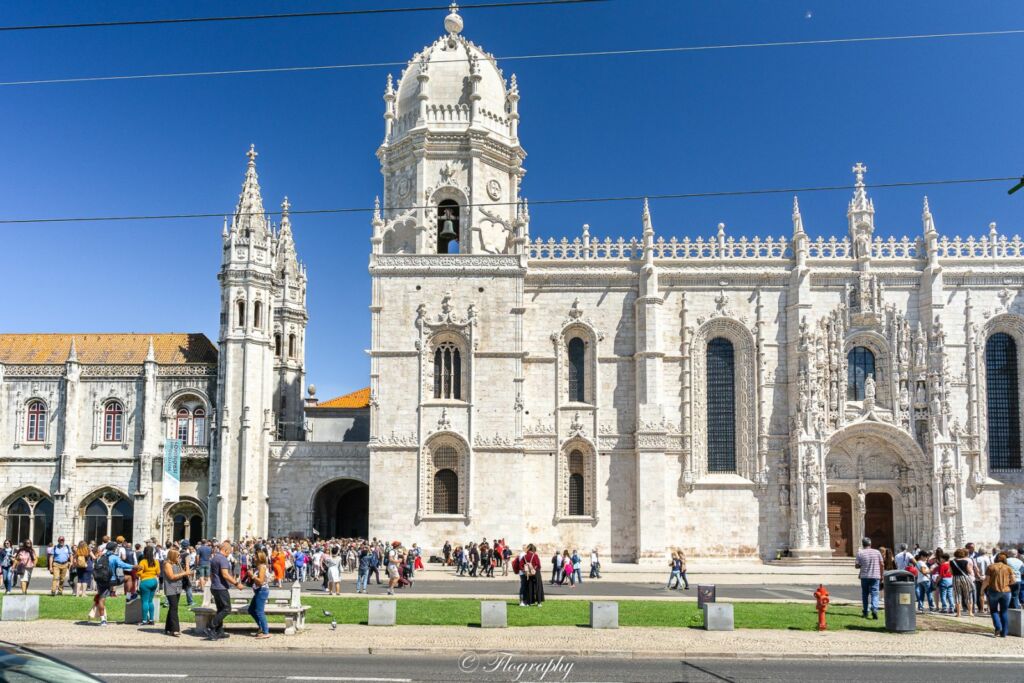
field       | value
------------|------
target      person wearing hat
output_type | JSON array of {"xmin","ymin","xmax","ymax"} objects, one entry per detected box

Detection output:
[
  {"xmin": 92, "ymin": 541, "xmax": 138, "ymax": 626},
  {"xmin": 49, "ymin": 536, "xmax": 72, "ymax": 596}
]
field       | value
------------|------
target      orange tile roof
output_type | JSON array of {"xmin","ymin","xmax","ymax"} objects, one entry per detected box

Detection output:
[
  {"xmin": 0, "ymin": 334, "xmax": 218, "ymax": 365},
  {"xmin": 314, "ymin": 387, "xmax": 371, "ymax": 409}
]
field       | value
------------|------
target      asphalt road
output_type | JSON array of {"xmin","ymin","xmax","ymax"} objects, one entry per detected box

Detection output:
[
  {"xmin": 28, "ymin": 574, "xmax": 862, "ymax": 602},
  {"xmin": 37, "ymin": 649, "xmax": 1024, "ymax": 683}
]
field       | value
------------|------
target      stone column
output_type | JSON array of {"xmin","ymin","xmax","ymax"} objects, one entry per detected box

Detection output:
[{"xmin": 54, "ymin": 343, "xmax": 81, "ymax": 540}]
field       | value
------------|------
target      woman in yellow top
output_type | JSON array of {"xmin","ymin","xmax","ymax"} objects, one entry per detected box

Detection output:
[{"xmin": 136, "ymin": 545, "xmax": 161, "ymax": 626}]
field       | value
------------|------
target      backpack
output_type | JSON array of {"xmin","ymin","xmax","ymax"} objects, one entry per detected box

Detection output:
[
  {"xmin": 523, "ymin": 555, "xmax": 537, "ymax": 577},
  {"xmin": 93, "ymin": 554, "xmax": 113, "ymax": 585}
]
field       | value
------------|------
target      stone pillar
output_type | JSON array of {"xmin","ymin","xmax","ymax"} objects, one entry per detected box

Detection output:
[
  {"xmin": 54, "ymin": 344, "xmax": 81, "ymax": 540},
  {"xmin": 134, "ymin": 347, "xmax": 159, "ymax": 542}
]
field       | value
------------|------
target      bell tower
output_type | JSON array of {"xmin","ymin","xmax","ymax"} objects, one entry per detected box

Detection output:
[
  {"xmin": 374, "ymin": 3, "xmax": 527, "ymax": 255},
  {"xmin": 212, "ymin": 145, "xmax": 276, "ymax": 539}
]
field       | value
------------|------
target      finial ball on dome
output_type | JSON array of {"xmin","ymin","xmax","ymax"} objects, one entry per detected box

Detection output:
[
  {"xmin": 308, "ymin": 384, "xmax": 317, "ymax": 397},
  {"xmin": 444, "ymin": 2, "xmax": 463, "ymax": 34}
]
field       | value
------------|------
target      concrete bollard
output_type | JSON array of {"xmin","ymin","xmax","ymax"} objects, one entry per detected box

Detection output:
[
  {"xmin": 703, "ymin": 603, "xmax": 734, "ymax": 631},
  {"xmin": 368, "ymin": 600, "xmax": 396, "ymax": 626},
  {"xmin": 480, "ymin": 601, "xmax": 507, "ymax": 628},
  {"xmin": 124, "ymin": 595, "xmax": 161, "ymax": 625},
  {"xmin": 1008, "ymin": 609, "xmax": 1022, "ymax": 637},
  {"xmin": 589, "ymin": 601, "xmax": 618, "ymax": 629},
  {"xmin": 1, "ymin": 595, "xmax": 40, "ymax": 621}
]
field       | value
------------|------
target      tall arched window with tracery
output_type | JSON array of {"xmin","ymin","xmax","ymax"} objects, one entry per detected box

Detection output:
[
  {"xmin": 567, "ymin": 337, "xmax": 586, "ymax": 403},
  {"xmin": 26, "ymin": 400, "xmax": 46, "ymax": 442},
  {"xmin": 427, "ymin": 442, "xmax": 464, "ymax": 515},
  {"xmin": 568, "ymin": 449, "xmax": 586, "ymax": 516},
  {"xmin": 253, "ymin": 301, "xmax": 263, "ymax": 329},
  {"xmin": 706, "ymin": 337, "xmax": 736, "ymax": 473},
  {"xmin": 847, "ymin": 346, "xmax": 876, "ymax": 400},
  {"xmin": 103, "ymin": 401, "xmax": 124, "ymax": 442},
  {"xmin": 236, "ymin": 300, "xmax": 246, "ymax": 328},
  {"xmin": 433, "ymin": 343, "xmax": 462, "ymax": 400},
  {"xmin": 193, "ymin": 408, "xmax": 207, "ymax": 446},
  {"xmin": 986, "ymin": 332, "xmax": 1022, "ymax": 470}
]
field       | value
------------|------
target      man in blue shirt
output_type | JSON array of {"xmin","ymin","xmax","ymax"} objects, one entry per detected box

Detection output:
[
  {"xmin": 207, "ymin": 541, "xmax": 242, "ymax": 639},
  {"xmin": 48, "ymin": 536, "xmax": 72, "ymax": 596},
  {"xmin": 196, "ymin": 540, "xmax": 213, "ymax": 590}
]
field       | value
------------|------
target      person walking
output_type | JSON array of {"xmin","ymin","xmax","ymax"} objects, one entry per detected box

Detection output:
[
  {"xmin": 356, "ymin": 544, "xmax": 371, "ymax": 594},
  {"xmin": 1005, "ymin": 549, "xmax": 1023, "ymax": 608},
  {"xmin": 513, "ymin": 547, "xmax": 528, "ymax": 606},
  {"xmin": 974, "ymin": 548, "xmax": 992, "ymax": 614},
  {"xmin": 571, "ymin": 550, "xmax": 582, "ymax": 585},
  {"xmin": 913, "ymin": 551, "xmax": 933, "ymax": 613},
  {"xmin": 550, "ymin": 550, "xmax": 560, "ymax": 585},
  {"xmin": 981, "ymin": 552, "xmax": 1017, "ymax": 638},
  {"xmin": 248, "ymin": 549, "xmax": 271, "ymax": 640},
  {"xmin": 0, "ymin": 541, "xmax": 12, "ymax": 593},
  {"xmin": 73, "ymin": 542, "xmax": 93, "ymax": 597},
  {"xmin": 951, "ymin": 549, "xmax": 976, "ymax": 617},
  {"xmin": 855, "ymin": 537, "xmax": 883, "ymax": 619},
  {"xmin": 271, "ymin": 545, "xmax": 287, "ymax": 588},
  {"xmin": 386, "ymin": 541, "xmax": 401, "ymax": 596},
  {"xmin": 589, "ymin": 548, "xmax": 601, "ymax": 579},
  {"xmin": 207, "ymin": 541, "xmax": 243, "ymax": 640},
  {"xmin": 15, "ymin": 541, "xmax": 36, "ymax": 595},
  {"xmin": 162, "ymin": 548, "xmax": 188, "ymax": 637},
  {"xmin": 326, "ymin": 546, "xmax": 342, "ymax": 595},
  {"xmin": 936, "ymin": 552, "xmax": 954, "ymax": 613},
  {"xmin": 48, "ymin": 536, "xmax": 72, "ymax": 596},
  {"xmin": 136, "ymin": 545, "xmax": 161, "ymax": 626}
]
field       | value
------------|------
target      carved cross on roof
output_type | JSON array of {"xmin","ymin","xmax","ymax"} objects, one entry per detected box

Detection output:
[
  {"xmin": 852, "ymin": 162, "xmax": 867, "ymax": 186},
  {"xmin": 247, "ymin": 144, "xmax": 258, "ymax": 166}
]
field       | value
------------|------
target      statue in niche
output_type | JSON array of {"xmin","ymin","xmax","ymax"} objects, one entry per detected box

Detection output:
[
  {"xmin": 943, "ymin": 482, "xmax": 956, "ymax": 508},
  {"xmin": 779, "ymin": 485, "xmax": 790, "ymax": 508},
  {"xmin": 807, "ymin": 484, "xmax": 820, "ymax": 518},
  {"xmin": 864, "ymin": 375, "xmax": 876, "ymax": 402}
]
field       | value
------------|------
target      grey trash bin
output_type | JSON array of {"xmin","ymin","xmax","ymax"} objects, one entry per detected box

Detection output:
[{"xmin": 883, "ymin": 569, "xmax": 916, "ymax": 633}]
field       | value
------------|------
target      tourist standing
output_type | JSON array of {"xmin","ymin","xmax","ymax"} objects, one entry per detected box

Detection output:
[
  {"xmin": 913, "ymin": 551, "xmax": 932, "ymax": 613},
  {"xmin": 386, "ymin": 541, "xmax": 401, "ymax": 596},
  {"xmin": 951, "ymin": 549, "xmax": 976, "ymax": 617},
  {"xmin": 195, "ymin": 540, "xmax": 213, "ymax": 590},
  {"xmin": 162, "ymin": 548, "xmax": 188, "ymax": 637},
  {"xmin": 589, "ymin": 548, "xmax": 601, "ymax": 579},
  {"xmin": 248, "ymin": 550, "xmax": 271, "ymax": 639},
  {"xmin": 894, "ymin": 544, "xmax": 914, "ymax": 571},
  {"xmin": 522, "ymin": 544, "xmax": 544, "ymax": 606},
  {"xmin": 974, "ymin": 548, "xmax": 992, "ymax": 614},
  {"xmin": 0, "ymin": 540, "xmax": 12, "ymax": 593},
  {"xmin": 854, "ymin": 537, "xmax": 883, "ymax": 619},
  {"xmin": 937, "ymin": 553, "xmax": 954, "ymax": 613},
  {"xmin": 136, "ymin": 545, "xmax": 161, "ymax": 626},
  {"xmin": 981, "ymin": 552, "xmax": 1016, "ymax": 638},
  {"xmin": 356, "ymin": 544, "xmax": 371, "ymax": 594},
  {"xmin": 326, "ymin": 546, "xmax": 342, "ymax": 595},
  {"xmin": 15, "ymin": 541, "xmax": 36, "ymax": 595},
  {"xmin": 207, "ymin": 541, "xmax": 243, "ymax": 640},
  {"xmin": 74, "ymin": 542, "xmax": 92, "ymax": 597},
  {"xmin": 550, "ymin": 550, "xmax": 560, "ymax": 585},
  {"xmin": 49, "ymin": 536, "xmax": 72, "ymax": 596},
  {"xmin": 1005, "ymin": 549, "xmax": 1023, "ymax": 608},
  {"xmin": 271, "ymin": 545, "xmax": 287, "ymax": 588}
]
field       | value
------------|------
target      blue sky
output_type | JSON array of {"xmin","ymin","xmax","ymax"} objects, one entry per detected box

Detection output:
[{"xmin": 2, "ymin": 1, "xmax": 1022, "ymax": 399}]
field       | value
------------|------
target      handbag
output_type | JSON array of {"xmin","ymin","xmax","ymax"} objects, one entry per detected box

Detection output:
[{"xmin": 76, "ymin": 555, "xmax": 87, "ymax": 569}]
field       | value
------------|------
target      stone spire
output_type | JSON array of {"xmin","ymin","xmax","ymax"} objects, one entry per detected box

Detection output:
[
  {"xmin": 847, "ymin": 162, "xmax": 875, "ymax": 260},
  {"xmin": 276, "ymin": 196, "xmax": 300, "ymax": 278},
  {"xmin": 848, "ymin": 162, "xmax": 873, "ymax": 214},
  {"xmin": 922, "ymin": 196, "xmax": 939, "ymax": 269},
  {"xmin": 145, "ymin": 336, "xmax": 155, "ymax": 363},
  {"xmin": 67, "ymin": 336, "xmax": 78, "ymax": 363},
  {"xmin": 792, "ymin": 196, "xmax": 808, "ymax": 269},
  {"xmin": 232, "ymin": 144, "xmax": 270, "ymax": 238},
  {"xmin": 922, "ymin": 196, "xmax": 936, "ymax": 235}
]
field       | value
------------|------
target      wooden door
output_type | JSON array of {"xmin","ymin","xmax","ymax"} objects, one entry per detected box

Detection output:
[
  {"xmin": 865, "ymin": 492, "xmax": 894, "ymax": 551},
  {"xmin": 827, "ymin": 492, "xmax": 853, "ymax": 556}
]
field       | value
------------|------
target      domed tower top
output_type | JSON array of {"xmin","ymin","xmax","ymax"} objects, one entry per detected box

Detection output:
[{"xmin": 386, "ymin": 2, "xmax": 518, "ymax": 145}]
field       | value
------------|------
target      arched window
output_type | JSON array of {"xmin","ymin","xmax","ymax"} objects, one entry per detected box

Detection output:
[
  {"xmin": 26, "ymin": 400, "xmax": 46, "ymax": 442},
  {"xmin": 253, "ymin": 301, "xmax": 263, "ymax": 329},
  {"xmin": 433, "ymin": 469, "xmax": 459, "ymax": 514},
  {"xmin": 436, "ymin": 200, "xmax": 460, "ymax": 254},
  {"xmin": 986, "ymin": 332, "xmax": 1022, "ymax": 470},
  {"xmin": 31, "ymin": 498, "xmax": 53, "ymax": 546},
  {"xmin": 103, "ymin": 401, "xmax": 124, "ymax": 442},
  {"xmin": 84, "ymin": 499, "xmax": 108, "ymax": 543},
  {"xmin": 568, "ymin": 449, "xmax": 586, "ymax": 516},
  {"xmin": 847, "ymin": 346, "xmax": 876, "ymax": 401},
  {"xmin": 433, "ymin": 343, "xmax": 462, "ymax": 400},
  {"xmin": 288, "ymin": 334, "xmax": 296, "ymax": 358},
  {"xmin": 274, "ymin": 333, "xmax": 282, "ymax": 357},
  {"xmin": 236, "ymin": 300, "xmax": 246, "ymax": 328},
  {"xmin": 176, "ymin": 408, "xmax": 191, "ymax": 443},
  {"xmin": 6, "ymin": 500, "xmax": 30, "ymax": 543},
  {"xmin": 567, "ymin": 337, "xmax": 586, "ymax": 403},
  {"xmin": 110, "ymin": 499, "xmax": 133, "ymax": 540},
  {"xmin": 84, "ymin": 494, "xmax": 133, "ymax": 543},
  {"xmin": 193, "ymin": 408, "xmax": 207, "ymax": 446},
  {"xmin": 706, "ymin": 337, "xmax": 736, "ymax": 473}
]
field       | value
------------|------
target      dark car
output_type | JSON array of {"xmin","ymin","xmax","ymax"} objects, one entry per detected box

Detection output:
[{"xmin": 0, "ymin": 642, "xmax": 101, "ymax": 682}]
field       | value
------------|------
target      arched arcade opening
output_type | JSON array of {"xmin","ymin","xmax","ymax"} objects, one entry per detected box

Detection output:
[{"xmin": 311, "ymin": 479, "xmax": 369, "ymax": 539}]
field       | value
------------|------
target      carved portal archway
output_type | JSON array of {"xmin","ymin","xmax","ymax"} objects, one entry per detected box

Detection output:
[{"xmin": 824, "ymin": 421, "xmax": 931, "ymax": 551}]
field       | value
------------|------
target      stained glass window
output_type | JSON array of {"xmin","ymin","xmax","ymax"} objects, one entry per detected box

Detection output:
[{"xmin": 847, "ymin": 346, "xmax": 875, "ymax": 400}]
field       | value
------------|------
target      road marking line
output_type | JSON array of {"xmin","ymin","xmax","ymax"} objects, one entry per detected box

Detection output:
[
  {"xmin": 286, "ymin": 678, "xmax": 412, "ymax": 682},
  {"xmin": 92, "ymin": 675, "xmax": 187, "ymax": 679}
]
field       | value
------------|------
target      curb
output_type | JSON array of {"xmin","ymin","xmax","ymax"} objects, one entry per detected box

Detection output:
[{"xmin": 29, "ymin": 642, "xmax": 1024, "ymax": 663}]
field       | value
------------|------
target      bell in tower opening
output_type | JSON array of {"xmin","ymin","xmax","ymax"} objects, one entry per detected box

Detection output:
[{"xmin": 437, "ymin": 200, "xmax": 460, "ymax": 253}]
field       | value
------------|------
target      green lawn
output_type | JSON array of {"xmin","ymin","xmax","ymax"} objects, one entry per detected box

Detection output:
[{"xmin": 2, "ymin": 595, "xmax": 886, "ymax": 631}]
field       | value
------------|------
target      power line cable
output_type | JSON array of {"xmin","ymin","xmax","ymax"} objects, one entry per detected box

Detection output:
[
  {"xmin": 0, "ymin": 176, "xmax": 1016, "ymax": 225},
  {"xmin": 0, "ymin": 0, "xmax": 605, "ymax": 32},
  {"xmin": 3, "ymin": 27, "xmax": 1021, "ymax": 88}
]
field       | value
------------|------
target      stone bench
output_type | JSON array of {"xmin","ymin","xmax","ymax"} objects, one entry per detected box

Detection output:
[
  {"xmin": 191, "ymin": 583, "xmax": 307, "ymax": 635},
  {"xmin": 1, "ymin": 595, "xmax": 39, "ymax": 621},
  {"xmin": 589, "ymin": 601, "xmax": 618, "ymax": 629},
  {"xmin": 368, "ymin": 599, "xmax": 396, "ymax": 626},
  {"xmin": 703, "ymin": 603, "xmax": 734, "ymax": 631}
]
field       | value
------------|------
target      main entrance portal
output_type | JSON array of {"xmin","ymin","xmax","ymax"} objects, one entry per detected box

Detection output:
[
  {"xmin": 312, "ymin": 479, "xmax": 369, "ymax": 539},
  {"xmin": 827, "ymin": 492, "xmax": 853, "ymax": 557},
  {"xmin": 865, "ymin": 492, "xmax": 894, "ymax": 550}
]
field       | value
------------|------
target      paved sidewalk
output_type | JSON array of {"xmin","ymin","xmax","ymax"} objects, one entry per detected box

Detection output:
[{"xmin": 2, "ymin": 621, "xmax": 1019, "ymax": 662}]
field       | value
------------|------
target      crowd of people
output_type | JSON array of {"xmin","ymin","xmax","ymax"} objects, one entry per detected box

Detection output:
[
  {"xmin": 855, "ymin": 538, "xmax": 1023, "ymax": 637},
  {"xmin": 3, "ymin": 531, "xmax": 1022, "ymax": 640}
]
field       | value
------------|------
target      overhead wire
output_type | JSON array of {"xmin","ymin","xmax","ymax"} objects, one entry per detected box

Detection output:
[
  {"xmin": 0, "ymin": 0, "xmax": 606, "ymax": 32},
  {"xmin": 2, "ymin": 28, "xmax": 1023, "ymax": 87},
  {"xmin": 0, "ymin": 176, "xmax": 1016, "ymax": 225}
]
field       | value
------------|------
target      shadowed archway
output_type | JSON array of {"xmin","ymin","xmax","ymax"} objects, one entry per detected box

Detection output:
[{"xmin": 311, "ymin": 479, "xmax": 369, "ymax": 539}]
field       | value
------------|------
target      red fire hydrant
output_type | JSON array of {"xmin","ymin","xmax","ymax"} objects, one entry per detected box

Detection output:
[{"xmin": 814, "ymin": 584, "xmax": 830, "ymax": 631}]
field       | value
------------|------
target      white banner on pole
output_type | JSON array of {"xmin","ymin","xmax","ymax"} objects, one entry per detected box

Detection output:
[{"xmin": 163, "ymin": 438, "xmax": 182, "ymax": 504}]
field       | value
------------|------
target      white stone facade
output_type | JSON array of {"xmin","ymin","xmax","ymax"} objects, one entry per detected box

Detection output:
[{"xmin": 2, "ymin": 5, "xmax": 1023, "ymax": 560}]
